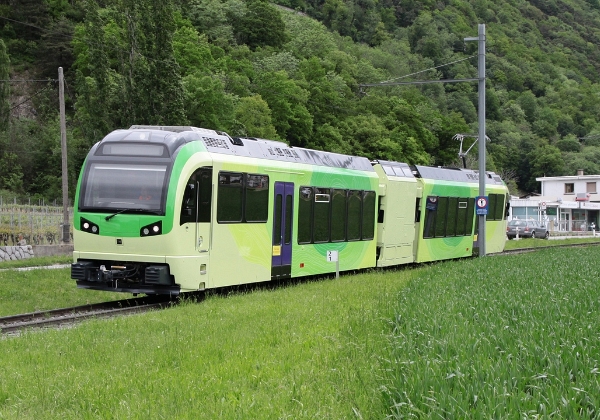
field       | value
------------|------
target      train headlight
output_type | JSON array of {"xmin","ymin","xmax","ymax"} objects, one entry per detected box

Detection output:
[
  {"xmin": 140, "ymin": 220, "xmax": 162, "ymax": 237},
  {"xmin": 80, "ymin": 218, "xmax": 100, "ymax": 235}
]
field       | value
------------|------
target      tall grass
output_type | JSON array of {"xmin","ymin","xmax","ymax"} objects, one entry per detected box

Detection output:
[
  {"xmin": 384, "ymin": 247, "xmax": 600, "ymax": 418},
  {"xmin": 0, "ymin": 268, "xmax": 123, "ymax": 315},
  {"xmin": 0, "ymin": 269, "xmax": 415, "ymax": 419},
  {"xmin": 1, "ymin": 247, "xmax": 599, "ymax": 418}
]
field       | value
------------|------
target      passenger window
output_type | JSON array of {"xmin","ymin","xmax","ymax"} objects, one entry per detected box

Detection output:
[
  {"xmin": 347, "ymin": 190, "xmax": 362, "ymax": 241},
  {"xmin": 245, "ymin": 174, "xmax": 269, "ymax": 222},
  {"xmin": 493, "ymin": 194, "xmax": 505, "ymax": 220},
  {"xmin": 434, "ymin": 197, "xmax": 448, "ymax": 238},
  {"xmin": 423, "ymin": 196, "xmax": 438, "ymax": 238},
  {"xmin": 217, "ymin": 172, "xmax": 243, "ymax": 222},
  {"xmin": 362, "ymin": 191, "xmax": 376, "ymax": 240},
  {"xmin": 331, "ymin": 189, "xmax": 347, "ymax": 242},
  {"xmin": 313, "ymin": 188, "xmax": 330, "ymax": 243},
  {"xmin": 446, "ymin": 197, "xmax": 458, "ymax": 237},
  {"xmin": 298, "ymin": 187, "xmax": 313, "ymax": 244},
  {"xmin": 217, "ymin": 171, "xmax": 269, "ymax": 223},
  {"xmin": 456, "ymin": 200, "xmax": 468, "ymax": 236}
]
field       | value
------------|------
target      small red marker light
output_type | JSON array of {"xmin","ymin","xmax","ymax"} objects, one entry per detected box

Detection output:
[{"xmin": 300, "ymin": 263, "xmax": 305, "ymax": 268}]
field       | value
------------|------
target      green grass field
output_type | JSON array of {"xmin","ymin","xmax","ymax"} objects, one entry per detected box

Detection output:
[
  {"xmin": 0, "ymin": 245, "xmax": 598, "ymax": 418},
  {"xmin": 384, "ymin": 247, "xmax": 600, "ymax": 418}
]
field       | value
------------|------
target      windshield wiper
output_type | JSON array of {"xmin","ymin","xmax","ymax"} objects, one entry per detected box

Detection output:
[{"xmin": 105, "ymin": 208, "xmax": 160, "ymax": 221}]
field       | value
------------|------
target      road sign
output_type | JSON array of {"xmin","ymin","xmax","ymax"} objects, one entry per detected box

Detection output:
[
  {"xmin": 326, "ymin": 250, "xmax": 338, "ymax": 262},
  {"xmin": 476, "ymin": 196, "xmax": 488, "ymax": 215},
  {"xmin": 326, "ymin": 250, "xmax": 340, "ymax": 279}
]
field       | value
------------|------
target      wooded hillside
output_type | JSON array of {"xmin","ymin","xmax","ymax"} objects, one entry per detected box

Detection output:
[{"xmin": 2, "ymin": 0, "xmax": 600, "ymax": 201}]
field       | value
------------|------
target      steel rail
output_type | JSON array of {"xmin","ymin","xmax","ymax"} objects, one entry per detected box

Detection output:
[
  {"xmin": 0, "ymin": 296, "xmax": 176, "ymax": 335},
  {"xmin": 496, "ymin": 240, "xmax": 600, "ymax": 256}
]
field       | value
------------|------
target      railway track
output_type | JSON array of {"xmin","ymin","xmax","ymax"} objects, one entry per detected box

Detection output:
[
  {"xmin": 0, "ymin": 295, "xmax": 177, "ymax": 335},
  {"xmin": 498, "ymin": 240, "xmax": 600, "ymax": 255},
  {"xmin": 3, "ymin": 241, "xmax": 599, "ymax": 335}
]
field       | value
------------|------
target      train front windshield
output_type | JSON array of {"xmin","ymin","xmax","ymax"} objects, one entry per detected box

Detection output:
[{"xmin": 80, "ymin": 163, "xmax": 168, "ymax": 213}]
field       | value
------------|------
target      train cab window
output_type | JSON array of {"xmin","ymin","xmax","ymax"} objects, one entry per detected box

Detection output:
[
  {"xmin": 180, "ymin": 168, "xmax": 212, "ymax": 225},
  {"xmin": 298, "ymin": 187, "xmax": 313, "ymax": 244},
  {"xmin": 362, "ymin": 191, "xmax": 376, "ymax": 240},
  {"xmin": 217, "ymin": 172, "xmax": 243, "ymax": 222},
  {"xmin": 347, "ymin": 190, "xmax": 362, "ymax": 241},
  {"xmin": 331, "ymin": 189, "xmax": 347, "ymax": 242},
  {"xmin": 313, "ymin": 188, "xmax": 331, "ymax": 243}
]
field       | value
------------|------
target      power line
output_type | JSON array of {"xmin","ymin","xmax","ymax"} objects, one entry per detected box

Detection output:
[
  {"xmin": 0, "ymin": 79, "xmax": 59, "ymax": 83},
  {"xmin": 360, "ymin": 55, "xmax": 477, "ymax": 87},
  {"xmin": 0, "ymin": 16, "xmax": 45, "ymax": 31},
  {"xmin": 9, "ymin": 84, "xmax": 54, "ymax": 113}
]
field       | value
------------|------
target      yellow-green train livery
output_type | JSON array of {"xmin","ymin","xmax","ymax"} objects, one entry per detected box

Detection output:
[{"xmin": 71, "ymin": 126, "xmax": 509, "ymax": 295}]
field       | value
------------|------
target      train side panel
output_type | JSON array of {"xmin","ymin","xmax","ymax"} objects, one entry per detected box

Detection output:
[
  {"xmin": 482, "ymin": 184, "xmax": 508, "ymax": 254},
  {"xmin": 414, "ymin": 178, "xmax": 477, "ymax": 263},
  {"xmin": 373, "ymin": 164, "xmax": 418, "ymax": 267}
]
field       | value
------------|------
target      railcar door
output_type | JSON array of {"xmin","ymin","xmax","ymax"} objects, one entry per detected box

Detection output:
[
  {"xmin": 180, "ymin": 167, "xmax": 212, "ymax": 253},
  {"xmin": 272, "ymin": 182, "xmax": 294, "ymax": 280}
]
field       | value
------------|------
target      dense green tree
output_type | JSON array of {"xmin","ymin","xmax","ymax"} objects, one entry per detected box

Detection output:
[
  {"xmin": 231, "ymin": 0, "xmax": 288, "ymax": 50},
  {"xmin": 0, "ymin": 40, "xmax": 9, "ymax": 132},
  {"xmin": 172, "ymin": 24, "xmax": 214, "ymax": 76},
  {"xmin": 72, "ymin": 0, "xmax": 112, "ymax": 143},
  {"xmin": 555, "ymin": 136, "xmax": 581, "ymax": 153},
  {"xmin": 183, "ymin": 74, "xmax": 235, "ymax": 130},
  {"xmin": 253, "ymin": 70, "xmax": 313, "ymax": 145},
  {"xmin": 38, "ymin": 17, "xmax": 74, "ymax": 79},
  {"xmin": 232, "ymin": 95, "xmax": 279, "ymax": 139},
  {"xmin": 188, "ymin": 0, "xmax": 236, "ymax": 47},
  {"xmin": 527, "ymin": 145, "xmax": 565, "ymax": 191},
  {"xmin": 307, "ymin": 122, "xmax": 353, "ymax": 154}
]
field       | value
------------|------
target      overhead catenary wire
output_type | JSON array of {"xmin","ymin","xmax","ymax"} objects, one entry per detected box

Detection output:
[
  {"xmin": 8, "ymin": 83, "xmax": 56, "ymax": 113},
  {"xmin": 0, "ymin": 80, "xmax": 59, "ymax": 83},
  {"xmin": 359, "ymin": 54, "xmax": 478, "ymax": 87}
]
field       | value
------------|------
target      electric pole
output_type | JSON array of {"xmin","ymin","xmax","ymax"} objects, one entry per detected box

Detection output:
[
  {"xmin": 464, "ymin": 24, "xmax": 487, "ymax": 256},
  {"xmin": 59, "ymin": 67, "xmax": 70, "ymax": 244}
]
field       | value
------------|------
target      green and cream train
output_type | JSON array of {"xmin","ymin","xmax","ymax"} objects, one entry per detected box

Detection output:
[{"xmin": 71, "ymin": 125, "xmax": 509, "ymax": 295}]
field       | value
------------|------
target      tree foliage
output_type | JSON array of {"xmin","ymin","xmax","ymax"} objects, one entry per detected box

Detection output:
[{"xmin": 4, "ymin": 0, "xmax": 600, "ymax": 201}]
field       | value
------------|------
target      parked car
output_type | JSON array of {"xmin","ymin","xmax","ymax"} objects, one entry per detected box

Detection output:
[{"xmin": 506, "ymin": 220, "xmax": 549, "ymax": 239}]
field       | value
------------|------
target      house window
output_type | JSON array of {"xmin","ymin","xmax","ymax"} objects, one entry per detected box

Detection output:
[
  {"xmin": 565, "ymin": 183, "xmax": 574, "ymax": 194},
  {"xmin": 587, "ymin": 182, "xmax": 596, "ymax": 194}
]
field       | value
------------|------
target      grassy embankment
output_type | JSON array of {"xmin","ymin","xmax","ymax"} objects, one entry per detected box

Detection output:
[
  {"xmin": 504, "ymin": 235, "xmax": 600, "ymax": 250},
  {"xmin": 0, "ymin": 245, "xmax": 598, "ymax": 418}
]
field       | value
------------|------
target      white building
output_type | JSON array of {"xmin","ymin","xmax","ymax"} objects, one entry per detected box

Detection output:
[{"xmin": 509, "ymin": 170, "xmax": 600, "ymax": 232}]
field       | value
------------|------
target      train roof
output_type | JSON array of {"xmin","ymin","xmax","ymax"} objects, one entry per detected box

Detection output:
[
  {"xmin": 123, "ymin": 126, "xmax": 374, "ymax": 172},
  {"xmin": 414, "ymin": 165, "xmax": 505, "ymax": 185}
]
